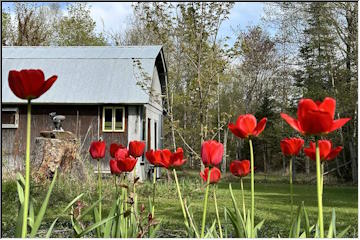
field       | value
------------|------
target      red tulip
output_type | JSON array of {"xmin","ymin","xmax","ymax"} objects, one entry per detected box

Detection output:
[
  {"xmin": 230, "ymin": 160, "xmax": 250, "ymax": 177},
  {"xmin": 201, "ymin": 140, "xmax": 224, "ymax": 166},
  {"xmin": 115, "ymin": 148, "xmax": 129, "ymax": 161},
  {"xmin": 280, "ymin": 138, "xmax": 304, "ymax": 156},
  {"xmin": 303, "ymin": 140, "xmax": 343, "ymax": 162},
  {"xmin": 129, "ymin": 141, "xmax": 145, "ymax": 158},
  {"xmin": 169, "ymin": 147, "xmax": 187, "ymax": 168},
  {"xmin": 117, "ymin": 156, "xmax": 138, "ymax": 172},
  {"xmin": 110, "ymin": 143, "xmax": 125, "ymax": 158},
  {"xmin": 8, "ymin": 69, "xmax": 57, "ymax": 100},
  {"xmin": 281, "ymin": 97, "xmax": 351, "ymax": 135},
  {"xmin": 89, "ymin": 140, "xmax": 106, "ymax": 159},
  {"xmin": 145, "ymin": 149, "xmax": 172, "ymax": 168},
  {"xmin": 200, "ymin": 167, "xmax": 221, "ymax": 184},
  {"xmin": 228, "ymin": 114, "xmax": 267, "ymax": 139},
  {"xmin": 109, "ymin": 159, "xmax": 121, "ymax": 175}
]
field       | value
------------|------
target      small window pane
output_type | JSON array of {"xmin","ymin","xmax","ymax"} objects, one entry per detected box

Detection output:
[
  {"xmin": 114, "ymin": 108, "xmax": 123, "ymax": 130},
  {"xmin": 104, "ymin": 108, "xmax": 113, "ymax": 131},
  {"xmin": 2, "ymin": 111, "xmax": 16, "ymax": 125}
]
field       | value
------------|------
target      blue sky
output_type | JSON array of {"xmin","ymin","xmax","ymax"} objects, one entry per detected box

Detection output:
[{"xmin": 2, "ymin": 2, "xmax": 266, "ymax": 46}]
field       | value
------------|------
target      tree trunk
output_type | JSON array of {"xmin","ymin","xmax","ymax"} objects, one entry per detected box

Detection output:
[
  {"xmin": 349, "ymin": 141, "xmax": 357, "ymax": 184},
  {"xmin": 282, "ymin": 156, "xmax": 286, "ymax": 176},
  {"xmin": 305, "ymin": 157, "xmax": 310, "ymax": 175},
  {"xmin": 221, "ymin": 126, "xmax": 228, "ymax": 173}
]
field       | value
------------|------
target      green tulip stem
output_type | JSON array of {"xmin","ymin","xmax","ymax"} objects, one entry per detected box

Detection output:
[
  {"xmin": 152, "ymin": 167, "xmax": 157, "ymax": 217},
  {"xmin": 173, "ymin": 169, "xmax": 188, "ymax": 228},
  {"xmin": 97, "ymin": 160, "xmax": 102, "ymax": 221},
  {"xmin": 249, "ymin": 138, "xmax": 255, "ymax": 237},
  {"xmin": 201, "ymin": 167, "xmax": 211, "ymax": 238},
  {"xmin": 240, "ymin": 177, "xmax": 246, "ymax": 220},
  {"xmin": 214, "ymin": 186, "xmax": 223, "ymax": 238},
  {"xmin": 21, "ymin": 100, "xmax": 31, "ymax": 238},
  {"xmin": 289, "ymin": 156, "xmax": 294, "ymax": 223},
  {"xmin": 321, "ymin": 163, "xmax": 324, "ymax": 195},
  {"xmin": 316, "ymin": 140, "xmax": 324, "ymax": 238}
]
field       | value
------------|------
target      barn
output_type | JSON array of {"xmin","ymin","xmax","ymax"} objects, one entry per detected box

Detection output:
[{"xmin": 1, "ymin": 46, "xmax": 168, "ymax": 181}]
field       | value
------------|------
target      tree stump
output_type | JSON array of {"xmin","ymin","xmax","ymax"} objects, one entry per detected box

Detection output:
[{"xmin": 31, "ymin": 131, "xmax": 86, "ymax": 182}]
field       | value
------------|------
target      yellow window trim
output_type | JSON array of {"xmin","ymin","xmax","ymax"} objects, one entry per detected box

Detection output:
[{"xmin": 102, "ymin": 106, "xmax": 125, "ymax": 132}]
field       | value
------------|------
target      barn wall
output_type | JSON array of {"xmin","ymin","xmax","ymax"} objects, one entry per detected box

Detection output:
[
  {"xmin": 1, "ymin": 104, "xmax": 104, "ymax": 172},
  {"xmin": 98, "ymin": 105, "xmax": 128, "ymax": 172}
]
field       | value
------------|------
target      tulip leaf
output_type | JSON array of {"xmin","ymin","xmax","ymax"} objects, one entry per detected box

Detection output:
[
  {"xmin": 30, "ymin": 169, "xmax": 58, "ymax": 237},
  {"xmin": 46, "ymin": 217, "xmax": 59, "ymax": 238},
  {"xmin": 104, "ymin": 199, "xmax": 118, "ymax": 237},
  {"xmin": 246, "ymin": 209, "xmax": 251, "ymax": 238},
  {"xmin": 223, "ymin": 207, "xmax": 228, "ymax": 238},
  {"xmin": 77, "ymin": 216, "xmax": 116, "ymax": 237},
  {"xmin": 16, "ymin": 181, "xmax": 25, "ymax": 204},
  {"xmin": 46, "ymin": 193, "xmax": 84, "ymax": 238},
  {"xmin": 336, "ymin": 225, "xmax": 351, "ymax": 238},
  {"xmin": 28, "ymin": 199, "xmax": 35, "ymax": 230},
  {"xmin": 302, "ymin": 202, "xmax": 311, "ymax": 237},
  {"xmin": 16, "ymin": 172, "xmax": 25, "ymax": 186},
  {"xmin": 327, "ymin": 208, "xmax": 336, "ymax": 238},
  {"xmin": 93, "ymin": 207, "xmax": 101, "ymax": 237},
  {"xmin": 254, "ymin": 219, "xmax": 265, "ymax": 237},
  {"xmin": 71, "ymin": 213, "xmax": 83, "ymax": 235},
  {"xmin": 15, "ymin": 203, "xmax": 25, "ymax": 238}
]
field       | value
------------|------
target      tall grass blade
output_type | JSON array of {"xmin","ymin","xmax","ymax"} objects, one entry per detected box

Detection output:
[
  {"xmin": 336, "ymin": 225, "xmax": 351, "ymax": 238},
  {"xmin": 77, "ymin": 198, "xmax": 103, "ymax": 221}
]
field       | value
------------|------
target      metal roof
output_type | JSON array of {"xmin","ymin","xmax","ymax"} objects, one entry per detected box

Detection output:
[{"xmin": 2, "ymin": 46, "xmax": 165, "ymax": 104}]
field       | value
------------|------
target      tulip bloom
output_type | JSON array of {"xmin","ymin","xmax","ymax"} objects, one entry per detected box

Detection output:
[
  {"xmin": 145, "ymin": 149, "xmax": 172, "ymax": 168},
  {"xmin": 117, "ymin": 156, "xmax": 138, "ymax": 172},
  {"xmin": 201, "ymin": 140, "xmax": 224, "ymax": 167},
  {"xmin": 109, "ymin": 159, "xmax": 121, "ymax": 175},
  {"xmin": 89, "ymin": 141, "xmax": 106, "ymax": 159},
  {"xmin": 169, "ymin": 147, "xmax": 187, "ymax": 168},
  {"xmin": 228, "ymin": 114, "xmax": 267, "ymax": 139},
  {"xmin": 200, "ymin": 167, "xmax": 221, "ymax": 184},
  {"xmin": 230, "ymin": 160, "xmax": 250, "ymax": 177},
  {"xmin": 110, "ymin": 143, "xmax": 125, "ymax": 158},
  {"xmin": 280, "ymin": 138, "xmax": 304, "ymax": 156},
  {"xmin": 8, "ymin": 69, "xmax": 57, "ymax": 100},
  {"xmin": 129, "ymin": 141, "xmax": 145, "ymax": 158},
  {"xmin": 304, "ymin": 140, "xmax": 343, "ymax": 162},
  {"xmin": 281, "ymin": 97, "xmax": 351, "ymax": 135}
]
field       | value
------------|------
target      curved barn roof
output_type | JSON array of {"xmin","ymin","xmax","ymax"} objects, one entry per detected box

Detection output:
[{"xmin": 2, "ymin": 46, "xmax": 167, "ymax": 104}]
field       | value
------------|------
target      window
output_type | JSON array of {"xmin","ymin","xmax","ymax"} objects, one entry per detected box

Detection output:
[
  {"xmin": 102, "ymin": 106, "xmax": 125, "ymax": 132},
  {"xmin": 2, "ymin": 107, "xmax": 19, "ymax": 128}
]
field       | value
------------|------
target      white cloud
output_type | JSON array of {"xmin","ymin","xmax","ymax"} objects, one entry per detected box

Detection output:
[{"xmin": 89, "ymin": 2, "xmax": 133, "ymax": 34}]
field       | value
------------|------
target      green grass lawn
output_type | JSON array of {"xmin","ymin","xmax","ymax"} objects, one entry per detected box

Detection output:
[{"xmin": 2, "ymin": 170, "xmax": 358, "ymax": 237}]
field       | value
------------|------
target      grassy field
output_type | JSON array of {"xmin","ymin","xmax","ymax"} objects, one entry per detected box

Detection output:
[{"xmin": 2, "ymin": 170, "xmax": 358, "ymax": 237}]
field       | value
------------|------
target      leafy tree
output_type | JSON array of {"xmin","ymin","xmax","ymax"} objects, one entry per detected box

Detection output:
[{"xmin": 56, "ymin": 3, "xmax": 106, "ymax": 46}]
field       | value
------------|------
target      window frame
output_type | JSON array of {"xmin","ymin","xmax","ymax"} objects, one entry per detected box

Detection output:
[
  {"xmin": 102, "ymin": 106, "xmax": 125, "ymax": 132},
  {"xmin": 2, "ymin": 107, "xmax": 19, "ymax": 129}
]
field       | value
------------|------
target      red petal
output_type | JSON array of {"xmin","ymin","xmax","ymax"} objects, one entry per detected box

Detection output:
[
  {"xmin": 8, "ymin": 70, "xmax": 26, "ymax": 99},
  {"xmin": 318, "ymin": 140, "xmax": 332, "ymax": 160},
  {"xmin": 326, "ymin": 146, "xmax": 343, "ymax": 161},
  {"xmin": 280, "ymin": 113, "xmax": 303, "ymax": 134},
  {"xmin": 280, "ymin": 139, "xmax": 293, "ymax": 156},
  {"xmin": 300, "ymin": 110, "xmax": 333, "ymax": 134},
  {"xmin": 318, "ymin": 97, "xmax": 336, "ymax": 119},
  {"xmin": 329, "ymin": 118, "xmax": 351, "ymax": 133},
  {"xmin": 297, "ymin": 99, "xmax": 318, "ymax": 123},
  {"xmin": 36, "ymin": 75, "xmax": 57, "ymax": 98},
  {"xmin": 253, "ymin": 117, "xmax": 267, "ymax": 136},
  {"xmin": 20, "ymin": 69, "xmax": 45, "ymax": 99},
  {"xmin": 238, "ymin": 114, "xmax": 257, "ymax": 136},
  {"xmin": 304, "ymin": 143, "xmax": 316, "ymax": 161},
  {"xmin": 228, "ymin": 123, "xmax": 247, "ymax": 138}
]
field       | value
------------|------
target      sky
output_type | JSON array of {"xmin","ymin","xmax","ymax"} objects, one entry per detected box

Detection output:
[{"xmin": 2, "ymin": 2, "xmax": 267, "ymax": 46}]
